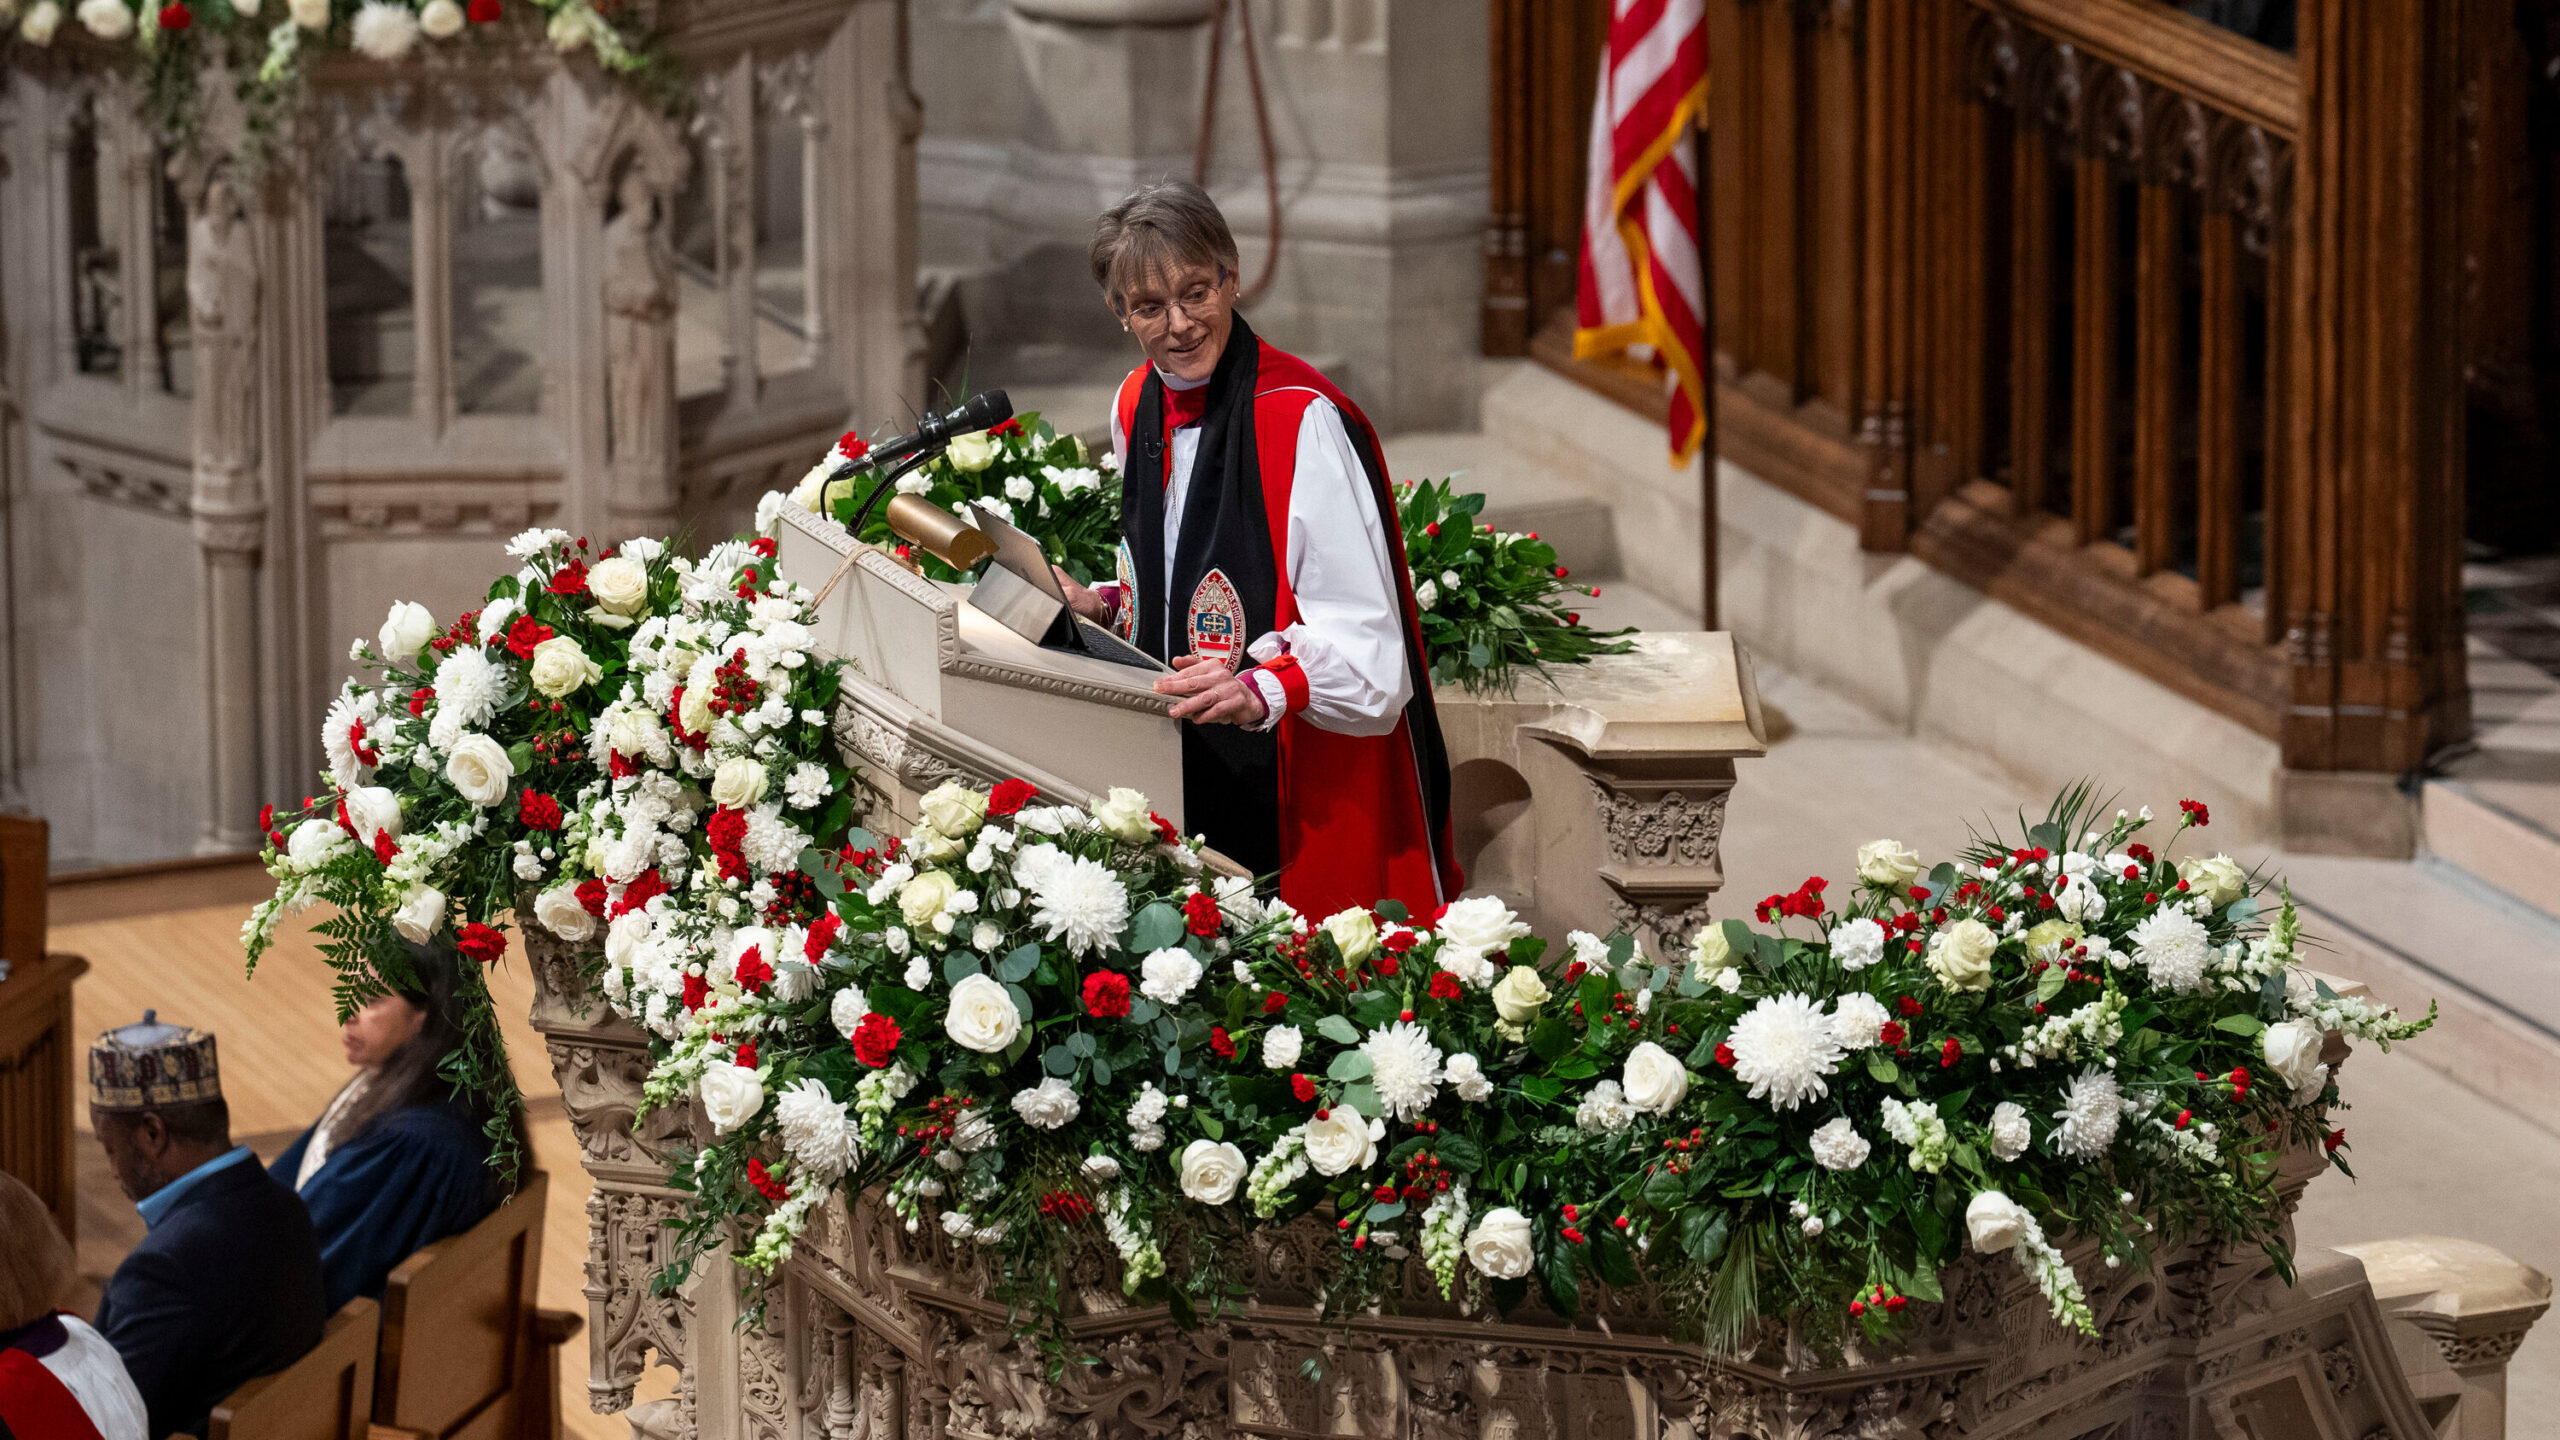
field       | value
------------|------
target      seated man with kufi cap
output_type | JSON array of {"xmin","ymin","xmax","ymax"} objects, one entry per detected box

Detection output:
[{"xmin": 88, "ymin": 1013, "xmax": 325, "ymax": 1439}]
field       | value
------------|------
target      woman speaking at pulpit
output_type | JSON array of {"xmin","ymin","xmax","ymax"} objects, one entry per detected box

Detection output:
[{"xmin": 1054, "ymin": 180, "xmax": 1460, "ymax": 921}]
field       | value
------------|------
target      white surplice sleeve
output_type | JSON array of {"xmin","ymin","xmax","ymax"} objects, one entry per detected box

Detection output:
[{"xmin": 1238, "ymin": 398, "xmax": 1412, "ymax": 737}]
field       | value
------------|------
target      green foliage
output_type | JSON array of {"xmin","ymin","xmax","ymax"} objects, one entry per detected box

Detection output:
[{"xmin": 1394, "ymin": 478, "xmax": 1636, "ymax": 692}]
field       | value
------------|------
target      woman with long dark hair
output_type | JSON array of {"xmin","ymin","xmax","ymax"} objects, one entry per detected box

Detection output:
[{"xmin": 269, "ymin": 941, "xmax": 524, "ymax": 1312}]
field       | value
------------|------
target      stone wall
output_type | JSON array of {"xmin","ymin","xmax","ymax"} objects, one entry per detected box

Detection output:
[{"xmin": 0, "ymin": 5, "xmax": 923, "ymax": 866}]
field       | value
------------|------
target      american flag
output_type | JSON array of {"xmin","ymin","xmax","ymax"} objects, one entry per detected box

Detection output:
[{"xmin": 1573, "ymin": 0, "xmax": 1710, "ymax": 463}]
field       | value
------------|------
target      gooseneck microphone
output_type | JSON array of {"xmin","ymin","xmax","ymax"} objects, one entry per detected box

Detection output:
[{"xmin": 836, "ymin": 391, "xmax": 1015, "ymax": 536}]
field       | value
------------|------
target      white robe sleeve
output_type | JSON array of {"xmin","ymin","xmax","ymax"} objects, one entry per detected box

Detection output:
[{"xmin": 1242, "ymin": 399, "xmax": 1413, "ymax": 737}]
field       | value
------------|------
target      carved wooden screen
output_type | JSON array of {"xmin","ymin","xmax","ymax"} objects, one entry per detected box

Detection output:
[{"xmin": 1482, "ymin": 0, "xmax": 1607, "ymax": 357}]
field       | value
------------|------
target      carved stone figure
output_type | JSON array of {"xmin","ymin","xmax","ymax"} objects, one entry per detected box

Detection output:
[
  {"xmin": 187, "ymin": 176, "xmax": 260, "ymax": 482},
  {"xmin": 604, "ymin": 171, "xmax": 678, "ymax": 478}
]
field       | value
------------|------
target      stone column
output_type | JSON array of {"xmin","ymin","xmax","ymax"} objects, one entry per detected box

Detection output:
[{"xmin": 188, "ymin": 175, "xmax": 265, "ymax": 854}]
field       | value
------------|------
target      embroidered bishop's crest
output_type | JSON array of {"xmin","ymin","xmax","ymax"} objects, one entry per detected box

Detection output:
[
  {"xmin": 1112, "ymin": 541, "xmax": 1140, "ymax": 643},
  {"xmin": 1186, "ymin": 568, "xmax": 1246, "ymax": 670}
]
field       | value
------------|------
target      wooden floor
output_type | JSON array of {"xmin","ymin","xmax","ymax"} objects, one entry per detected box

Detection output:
[{"xmin": 56, "ymin": 885, "xmax": 674, "ymax": 1439}]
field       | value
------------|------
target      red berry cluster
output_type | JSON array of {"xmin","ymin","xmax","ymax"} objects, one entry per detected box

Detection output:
[
  {"xmin": 520, "ymin": 694, "xmax": 583, "ymax": 769},
  {"xmin": 762, "ymin": 869, "xmax": 825, "ymax": 927},
  {"xmin": 1557, "ymin": 1202, "xmax": 1589, "ymax": 1246},
  {"xmin": 708, "ymin": 648, "xmax": 764, "ymax": 717},
  {"xmin": 430, "ymin": 611, "xmax": 480, "ymax": 656},
  {"xmin": 900, "ymin": 1093, "xmax": 979, "ymax": 1158},
  {"xmin": 1847, "ymin": 1283, "xmax": 1908, "ymax": 1317},
  {"xmin": 1652, "ymin": 1125, "xmax": 1710, "ymax": 1176},
  {"xmin": 1387, "ymin": 1124, "xmax": 1457, "ymax": 1203}
]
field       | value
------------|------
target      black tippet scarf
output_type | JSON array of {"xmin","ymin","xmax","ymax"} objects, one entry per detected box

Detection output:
[{"xmin": 1120, "ymin": 313, "xmax": 1455, "ymax": 886}]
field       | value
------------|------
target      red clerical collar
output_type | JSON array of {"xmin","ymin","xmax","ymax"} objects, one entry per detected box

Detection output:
[{"xmin": 1163, "ymin": 382, "xmax": 1209, "ymax": 431}]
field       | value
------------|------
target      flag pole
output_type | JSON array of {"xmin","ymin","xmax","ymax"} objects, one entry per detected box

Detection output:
[{"xmin": 1696, "ymin": 123, "xmax": 1719, "ymax": 632}]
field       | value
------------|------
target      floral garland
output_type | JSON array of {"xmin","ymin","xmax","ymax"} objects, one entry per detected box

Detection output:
[
  {"xmin": 631, "ymin": 773, "xmax": 2430, "ymax": 1353},
  {"xmin": 247, "ymin": 523, "xmax": 852, "ymax": 1182},
  {"xmin": 2, "ymin": 0, "xmax": 661, "ymax": 157},
  {"xmin": 798, "ymin": 414, "xmax": 1119, "ymax": 588}
]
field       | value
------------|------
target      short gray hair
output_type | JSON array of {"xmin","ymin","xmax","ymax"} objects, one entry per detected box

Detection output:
[{"xmin": 1090, "ymin": 181, "xmax": 1239, "ymax": 307}]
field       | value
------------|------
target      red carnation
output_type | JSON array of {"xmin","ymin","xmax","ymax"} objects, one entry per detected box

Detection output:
[
  {"xmin": 158, "ymin": 2, "xmax": 189, "ymax": 26},
  {"xmin": 501, "ymin": 614, "xmax": 553, "ymax": 659},
  {"xmin": 349, "ymin": 721, "xmax": 379, "ymax": 768},
  {"xmin": 258, "ymin": 803, "xmax": 275, "ymax": 836},
  {"xmin": 751, "ymin": 536, "xmax": 778, "ymax": 559},
  {"xmin": 1184, "ymin": 890, "xmax": 1222, "ymax": 937},
  {"xmin": 456, "ymin": 922, "xmax": 507, "ymax": 966},
  {"xmin": 518, "ymin": 791, "xmax": 563, "ymax": 831},
  {"xmin": 987, "ymin": 777, "xmax": 1038, "ymax": 816},
  {"xmin": 611, "ymin": 868, "xmax": 669, "ymax": 919},
  {"xmin": 850, "ymin": 1012, "xmax": 902, "ymax": 1068},
  {"xmin": 1896, "ymin": 995, "xmax": 1924, "ymax": 1017},
  {"xmin": 546, "ymin": 561, "xmax": 590, "ymax": 596},
  {"xmin": 734, "ymin": 945, "xmax": 774, "ymax": 995},
  {"xmin": 1878, "ymin": 1020, "xmax": 1906, "ymax": 1046},
  {"xmin": 1713, "ymin": 1042, "xmax": 1737, "ymax": 1068},
  {"xmin": 735, "ymin": 1039, "xmax": 760, "ymax": 1070},
  {"xmin": 408, "ymin": 687, "xmax": 434, "ymax": 717},
  {"xmin": 680, "ymin": 973, "xmax": 709, "ymax": 1012},
  {"xmin": 1209, "ymin": 1026, "xmax": 1236, "ymax": 1059},
  {"xmin": 1428, "ymin": 972, "xmax": 1462, "ymax": 1001},
  {"xmin": 991, "ymin": 418, "xmax": 1024, "ymax": 438},
  {"xmin": 1083, "ymin": 970, "xmax": 1133, "ymax": 1019},
  {"xmin": 804, "ymin": 911, "xmax": 842, "ymax": 961},
  {"xmin": 705, "ymin": 807, "xmax": 750, "ymax": 882},
  {"xmin": 1291, "ymin": 1073, "xmax": 1318, "ymax": 1103},
  {"xmin": 1149, "ymin": 811, "xmax": 1179, "ymax": 845},
  {"xmin": 2324, "ymin": 1128, "xmax": 2346, "ymax": 1154},
  {"xmin": 576, "ymin": 878, "xmax": 609, "ymax": 917},
  {"xmin": 1940, "ymin": 1035, "xmax": 1962, "ymax": 1068},
  {"xmin": 1381, "ymin": 927, "xmax": 1418, "ymax": 955},
  {"xmin": 372, "ymin": 830, "xmax": 399, "ymax": 865},
  {"xmin": 2179, "ymin": 798, "xmax": 2211, "ymax": 827},
  {"xmin": 1262, "ymin": 991, "xmax": 1289, "ymax": 1014},
  {"xmin": 835, "ymin": 429, "xmax": 868, "ymax": 461},
  {"xmin": 466, "ymin": 0, "xmax": 499, "ymax": 18},
  {"xmin": 746, "ymin": 1157, "xmax": 789, "ymax": 1204}
]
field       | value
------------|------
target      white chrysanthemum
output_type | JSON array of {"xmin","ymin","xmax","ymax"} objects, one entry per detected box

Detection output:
[
  {"xmin": 1832, "ymin": 917, "xmax": 1886, "ymax": 972},
  {"xmin": 1360, "ymin": 1022, "xmax": 1443, "ymax": 1120},
  {"xmin": 350, "ymin": 0, "xmax": 420, "ymax": 59},
  {"xmin": 784, "ymin": 762, "xmax": 829, "ymax": 809},
  {"xmin": 1727, "ymin": 992, "xmax": 1847, "ymax": 1111},
  {"xmin": 773, "ymin": 1078, "xmax": 856, "ymax": 1180},
  {"xmin": 1139, "ymin": 947, "xmax": 1204, "ymax": 1005},
  {"xmin": 829, "ymin": 984, "xmax": 869, "ymax": 1041},
  {"xmin": 1011, "ymin": 1076, "xmax": 1081, "ymax": 1129},
  {"xmin": 1810, "ymin": 1117, "xmax": 1870, "ymax": 1171},
  {"xmin": 1575, "ymin": 1079, "xmax": 1635, "ymax": 1132},
  {"xmin": 2052, "ymin": 1067, "xmax": 2122, "ymax": 1161},
  {"xmin": 1988, "ymin": 1099, "xmax": 2033, "ymax": 1161},
  {"xmin": 2130, "ymin": 907, "xmax": 2212, "ymax": 993},
  {"xmin": 1025, "ymin": 852, "xmax": 1130, "ymax": 956},
  {"xmin": 428, "ymin": 647, "xmax": 504, "ymax": 750},
  {"xmin": 1829, "ymin": 992, "xmax": 1892, "ymax": 1050}
]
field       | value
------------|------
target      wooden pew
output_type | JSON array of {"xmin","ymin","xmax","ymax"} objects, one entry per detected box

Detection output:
[
  {"xmin": 373, "ymin": 1169, "xmax": 585, "ymax": 1440},
  {"xmin": 208, "ymin": 1297, "xmax": 385, "ymax": 1440},
  {"xmin": 0, "ymin": 814, "xmax": 85, "ymax": 1246}
]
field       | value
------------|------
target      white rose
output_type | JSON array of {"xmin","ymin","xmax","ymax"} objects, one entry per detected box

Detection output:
[
  {"xmin": 2261, "ymin": 1020, "xmax": 2328, "ymax": 1101},
  {"xmin": 2178, "ymin": 853, "xmax": 2248, "ymax": 911},
  {"xmin": 1926, "ymin": 919, "xmax": 1998, "ymax": 992},
  {"xmin": 943, "ymin": 972, "xmax": 1022, "ymax": 1054},
  {"xmin": 699, "ymin": 1063, "xmax": 766, "ymax": 1134},
  {"xmin": 19, "ymin": 1, "xmax": 62, "ymax": 42},
  {"xmin": 898, "ymin": 871, "xmax": 960, "ymax": 930},
  {"xmin": 1177, "ymin": 1139, "xmax": 1248, "ymax": 1205},
  {"xmin": 1436, "ymin": 896, "xmax": 1531, "ymax": 960},
  {"xmin": 710, "ymin": 756, "xmax": 769, "ymax": 809},
  {"xmin": 74, "ymin": 0, "xmax": 129, "ymax": 39},
  {"xmin": 1090, "ymin": 786, "xmax": 1155, "ymax": 844},
  {"xmin": 1620, "ymin": 1041, "xmax": 1689, "ymax": 1115},
  {"xmin": 1444, "ymin": 1052, "xmax": 1493, "ymax": 1101},
  {"xmin": 589, "ymin": 555, "xmax": 650, "ymax": 617},
  {"xmin": 418, "ymin": 0, "xmax": 461, "ymax": 35},
  {"xmin": 378, "ymin": 601, "xmax": 435, "ymax": 662},
  {"xmin": 285, "ymin": 818, "xmax": 347, "ymax": 870},
  {"xmin": 1262, "ymin": 1025, "xmax": 1303, "ymax": 1070},
  {"xmin": 444, "ymin": 733, "xmax": 514, "ymax": 808},
  {"xmin": 677, "ymin": 682, "xmax": 715, "ymax": 739},
  {"xmin": 1320, "ymin": 908, "xmax": 1379, "ymax": 964},
  {"xmin": 1011, "ymin": 1077, "xmax": 1081, "ymax": 1130},
  {"xmin": 1965, "ymin": 1190, "xmax": 2031, "ymax": 1253},
  {"xmin": 534, "ymin": 884, "xmax": 596, "ymax": 942},
  {"xmin": 1689, "ymin": 924, "xmax": 1736, "ymax": 980},
  {"xmin": 1489, "ymin": 966, "xmax": 1550, "ymax": 1024},
  {"xmin": 1988, "ymin": 1100, "xmax": 2032, "ymax": 1161},
  {"xmin": 1300, "ymin": 1107, "xmax": 1382, "ymax": 1176},
  {"xmin": 389, "ymin": 883, "xmax": 447, "ymax": 943},
  {"xmin": 528, "ymin": 636, "xmax": 603, "ymax": 699},
  {"xmin": 342, "ymin": 786, "xmax": 402, "ymax": 847},
  {"xmin": 917, "ymin": 781, "xmax": 988, "ymax": 839},
  {"xmin": 1463, "ymin": 1207, "xmax": 1534, "ymax": 1279},
  {"xmin": 1081, "ymin": 1155, "xmax": 1122, "ymax": 1183},
  {"xmin": 1414, "ymin": 578, "xmax": 1438, "ymax": 611},
  {"xmin": 1139, "ymin": 947, "xmax": 1203, "ymax": 1005},
  {"xmin": 348, "ymin": 0, "xmax": 417, "ymax": 58},
  {"xmin": 944, "ymin": 430, "xmax": 998, "ymax": 473},
  {"xmin": 1857, "ymin": 839, "xmax": 1923, "ymax": 892}
]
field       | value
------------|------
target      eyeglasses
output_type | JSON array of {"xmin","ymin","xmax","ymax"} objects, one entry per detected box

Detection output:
[{"xmin": 1119, "ymin": 268, "xmax": 1230, "ymax": 331}]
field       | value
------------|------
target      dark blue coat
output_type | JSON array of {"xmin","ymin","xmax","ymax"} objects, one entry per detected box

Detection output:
[
  {"xmin": 270, "ymin": 1100, "xmax": 498, "ymax": 1315},
  {"xmin": 93, "ymin": 1157, "xmax": 326, "ymax": 1440}
]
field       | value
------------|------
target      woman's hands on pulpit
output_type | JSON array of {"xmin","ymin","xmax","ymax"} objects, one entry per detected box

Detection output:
[
  {"xmin": 1155, "ymin": 654, "xmax": 1267, "ymax": 727},
  {"xmin": 1054, "ymin": 567, "xmax": 1111, "ymax": 624}
]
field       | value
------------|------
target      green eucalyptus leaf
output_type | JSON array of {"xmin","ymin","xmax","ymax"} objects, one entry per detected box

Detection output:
[
  {"xmin": 1315, "ymin": 1015, "xmax": 1361, "ymax": 1045},
  {"xmin": 1328, "ymin": 1051, "xmax": 1376, "ymax": 1082}
]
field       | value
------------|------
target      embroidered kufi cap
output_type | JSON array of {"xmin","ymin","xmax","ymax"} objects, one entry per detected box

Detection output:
[{"xmin": 89, "ymin": 1010, "xmax": 221, "ymax": 1111}]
